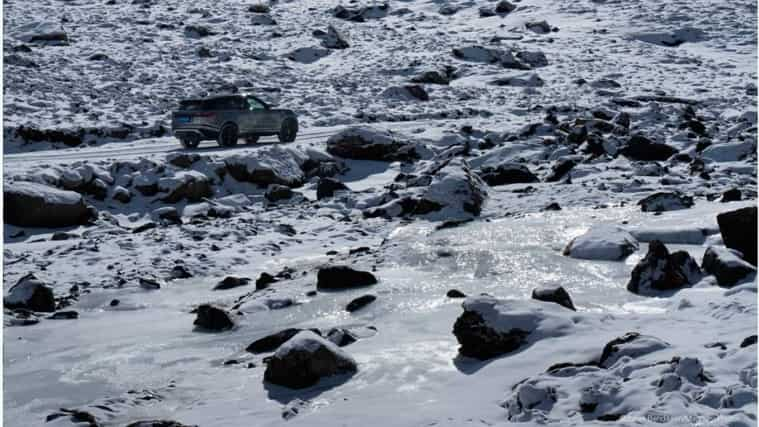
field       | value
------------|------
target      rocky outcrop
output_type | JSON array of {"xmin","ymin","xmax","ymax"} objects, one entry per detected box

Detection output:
[
  {"xmin": 263, "ymin": 330, "xmax": 358, "ymax": 389},
  {"xmin": 4, "ymin": 181, "xmax": 95, "ymax": 227},
  {"xmin": 326, "ymin": 126, "xmax": 421, "ymax": 162}
]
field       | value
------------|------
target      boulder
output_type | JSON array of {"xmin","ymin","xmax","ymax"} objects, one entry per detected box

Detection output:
[
  {"xmin": 126, "ymin": 421, "xmax": 197, "ymax": 427},
  {"xmin": 495, "ymin": 0, "xmax": 516, "ymax": 13},
  {"xmin": 717, "ymin": 207, "xmax": 757, "ymax": 265},
  {"xmin": 247, "ymin": 328, "xmax": 305, "ymax": 353},
  {"xmin": 333, "ymin": 3, "xmax": 389, "ymax": 22},
  {"xmin": 320, "ymin": 25, "xmax": 349, "ymax": 49},
  {"xmin": 256, "ymin": 272, "xmax": 278, "ymax": 290},
  {"xmin": 15, "ymin": 126, "xmax": 83, "ymax": 146},
  {"xmin": 166, "ymin": 153, "xmax": 200, "ymax": 168},
  {"xmin": 263, "ymin": 330, "xmax": 358, "ymax": 389},
  {"xmin": 288, "ymin": 46, "xmax": 330, "ymax": 64},
  {"xmin": 545, "ymin": 159, "xmax": 576, "ymax": 182},
  {"xmin": 317, "ymin": 178, "xmax": 350, "ymax": 200},
  {"xmin": 452, "ymin": 296, "xmax": 574, "ymax": 360},
  {"xmin": 598, "ymin": 332, "xmax": 670, "ymax": 368},
  {"xmin": 478, "ymin": 163, "xmax": 539, "ymax": 186},
  {"xmin": 345, "ymin": 294, "xmax": 377, "ymax": 312},
  {"xmin": 213, "ymin": 276, "xmax": 251, "ymax": 290},
  {"xmin": 720, "ymin": 188, "xmax": 742, "ymax": 202},
  {"xmin": 563, "ymin": 225, "xmax": 638, "ymax": 261},
  {"xmin": 326, "ymin": 126, "xmax": 421, "ymax": 162},
  {"xmin": 251, "ymin": 14, "xmax": 277, "ymax": 25},
  {"xmin": 619, "ymin": 134, "xmax": 678, "ymax": 161},
  {"xmin": 446, "ymin": 289, "xmax": 467, "ymax": 298},
  {"xmin": 193, "ymin": 304, "xmax": 235, "ymax": 331},
  {"xmin": 638, "ymin": 191, "xmax": 694, "ymax": 212},
  {"xmin": 4, "ymin": 181, "xmax": 94, "ymax": 227},
  {"xmin": 701, "ymin": 246, "xmax": 756, "ymax": 288},
  {"xmin": 4, "ymin": 273, "xmax": 56, "ymax": 312},
  {"xmin": 224, "ymin": 149, "xmax": 305, "ymax": 187},
  {"xmin": 139, "ymin": 277, "xmax": 163, "ymax": 290},
  {"xmin": 380, "ymin": 85, "xmax": 429, "ymax": 101},
  {"xmin": 490, "ymin": 73, "xmax": 544, "ymax": 87},
  {"xmin": 317, "ymin": 266, "xmax": 378, "ymax": 290},
  {"xmin": 531, "ymin": 286, "xmax": 576, "ymax": 311},
  {"xmin": 626, "ymin": 240, "xmax": 702, "ymax": 295},
  {"xmin": 112, "ymin": 186, "xmax": 132, "ymax": 203},
  {"xmin": 411, "ymin": 69, "xmax": 453, "ymax": 85},
  {"xmin": 158, "ymin": 171, "xmax": 213, "ymax": 203}
]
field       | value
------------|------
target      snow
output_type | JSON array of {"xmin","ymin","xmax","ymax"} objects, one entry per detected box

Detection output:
[
  {"xmin": 563, "ymin": 225, "xmax": 639, "ymax": 261},
  {"xmin": 5, "ymin": 180, "xmax": 83, "ymax": 205}
]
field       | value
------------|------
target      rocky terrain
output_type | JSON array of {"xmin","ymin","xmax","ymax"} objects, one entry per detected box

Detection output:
[{"xmin": 3, "ymin": 0, "xmax": 757, "ymax": 426}]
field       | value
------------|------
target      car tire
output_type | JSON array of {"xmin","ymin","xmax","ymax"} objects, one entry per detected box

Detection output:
[
  {"xmin": 218, "ymin": 123, "xmax": 239, "ymax": 147},
  {"xmin": 278, "ymin": 118, "xmax": 298, "ymax": 143},
  {"xmin": 180, "ymin": 134, "xmax": 200, "ymax": 149},
  {"xmin": 245, "ymin": 136, "xmax": 260, "ymax": 144}
]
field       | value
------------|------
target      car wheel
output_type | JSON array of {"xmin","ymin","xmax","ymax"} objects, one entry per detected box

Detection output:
[
  {"xmin": 245, "ymin": 136, "xmax": 260, "ymax": 144},
  {"xmin": 278, "ymin": 118, "xmax": 298, "ymax": 143},
  {"xmin": 218, "ymin": 124, "xmax": 239, "ymax": 147},
  {"xmin": 180, "ymin": 134, "xmax": 200, "ymax": 149}
]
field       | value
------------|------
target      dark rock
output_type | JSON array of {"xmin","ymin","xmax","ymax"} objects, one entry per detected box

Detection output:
[
  {"xmin": 263, "ymin": 330, "xmax": 357, "ymax": 389},
  {"xmin": 545, "ymin": 159, "xmax": 576, "ymax": 182},
  {"xmin": 701, "ymin": 246, "xmax": 756, "ymax": 288},
  {"xmin": 720, "ymin": 188, "xmax": 742, "ymax": 202},
  {"xmin": 48, "ymin": 310, "xmax": 79, "ymax": 320},
  {"xmin": 638, "ymin": 191, "xmax": 694, "ymax": 212},
  {"xmin": 598, "ymin": 332, "xmax": 669, "ymax": 368},
  {"xmin": 316, "ymin": 266, "xmax": 378, "ymax": 290},
  {"xmin": 345, "ymin": 294, "xmax": 377, "ymax": 312},
  {"xmin": 193, "ymin": 304, "xmax": 235, "ymax": 331},
  {"xmin": 160, "ymin": 173, "xmax": 212, "ymax": 203},
  {"xmin": 170, "ymin": 265, "xmax": 193, "ymax": 279},
  {"xmin": 110, "ymin": 299, "xmax": 120, "ymax": 307},
  {"xmin": 247, "ymin": 328, "xmax": 304, "ymax": 353},
  {"xmin": 139, "ymin": 277, "xmax": 163, "ymax": 290},
  {"xmin": 543, "ymin": 202, "xmax": 562, "ymax": 211},
  {"xmin": 740, "ymin": 335, "xmax": 757, "ymax": 348},
  {"xmin": 326, "ymin": 126, "xmax": 420, "ymax": 162},
  {"xmin": 453, "ymin": 310, "xmax": 528, "ymax": 360},
  {"xmin": 619, "ymin": 134, "xmax": 678, "ymax": 161},
  {"xmin": 214, "ymin": 276, "xmax": 251, "ymax": 290},
  {"xmin": 325, "ymin": 328, "xmax": 358, "ymax": 347},
  {"xmin": 717, "ymin": 206, "xmax": 757, "ymax": 265},
  {"xmin": 166, "ymin": 153, "xmax": 200, "ymax": 168},
  {"xmin": 495, "ymin": 0, "xmax": 516, "ymax": 13},
  {"xmin": 627, "ymin": 240, "xmax": 702, "ymax": 295},
  {"xmin": 321, "ymin": 25, "xmax": 349, "ymax": 49},
  {"xmin": 446, "ymin": 289, "xmax": 467, "ymax": 298},
  {"xmin": 411, "ymin": 69, "xmax": 452, "ymax": 85},
  {"xmin": 531, "ymin": 286, "xmax": 575, "ymax": 311},
  {"xmin": 317, "ymin": 178, "xmax": 350, "ymax": 200},
  {"xmin": 112, "ymin": 186, "xmax": 132, "ymax": 203},
  {"xmin": 256, "ymin": 272, "xmax": 278, "ymax": 290},
  {"xmin": 478, "ymin": 163, "xmax": 538, "ymax": 186},
  {"xmin": 4, "ymin": 181, "xmax": 93, "ymax": 227},
  {"xmin": 4, "ymin": 273, "xmax": 56, "ymax": 312},
  {"xmin": 16, "ymin": 126, "xmax": 83, "ymax": 147},
  {"xmin": 133, "ymin": 222, "xmax": 157, "ymax": 233},
  {"xmin": 126, "ymin": 421, "xmax": 197, "ymax": 427}
]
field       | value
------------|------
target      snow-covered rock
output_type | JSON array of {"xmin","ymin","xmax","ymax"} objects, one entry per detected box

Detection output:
[
  {"xmin": 4, "ymin": 273, "xmax": 56, "ymax": 312},
  {"xmin": 288, "ymin": 47, "xmax": 330, "ymax": 63},
  {"xmin": 477, "ymin": 162, "xmax": 539, "ymax": 186},
  {"xmin": 627, "ymin": 240, "xmax": 702, "ymax": 295},
  {"xmin": 224, "ymin": 148, "xmax": 306, "ymax": 187},
  {"xmin": 490, "ymin": 73, "xmax": 545, "ymax": 87},
  {"xmin": 158, "ymin": 171, "xmax": 213, "ymax": 203},
  {"xmin": 701, "ymin": 246, "xmax": 757, "ymax": 288},
  {"xmin": 320, "ymin": 25, "xmax": 349, "ymax": 49},
  {"xmin": 452, "ymin": 296, "xmax": 575, "ymax": 360},
  {"xmin": 4, "ymin": 181, "xmax": 93, "ymax": 227},
  {"xmin": 380, "ymin": 85, "xmax": 429, "ymax": 101},
  {"xmin": 563, "ymin": 225, "xmax": 639, "ymax": 261},
  {"xmin": 628, "ymin": 27, "xmax": 706, "ymax": 47},
  {"xmin": 326, "ymin": 126, "xmax": 422, "ymax": 161},
  {"xmin": 717, "ymin": 206, "xmax": 757, "ymax": 265},
  {"xmin": 12, "ymin": 21, "xmax": 68, "ymax": 45},
  {"xmin": 263, "ymin": 330, "xmax": 357, "ymax": 389},
  {"xmin": 701, "ymin": 140, "xmax": 756, "ymax": 162},
  {"xmin": 598, "ymin": 332, "xmax": 670, "ymax": 368},
  {"xmin": 531, "ymin": 286, "xmax": 576, "ymax": 311}
]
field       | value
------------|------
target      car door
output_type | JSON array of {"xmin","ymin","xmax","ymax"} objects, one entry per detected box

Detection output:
[{"xmin": 244, "ymin": 96, "xmax": 268, "ymax": 134}]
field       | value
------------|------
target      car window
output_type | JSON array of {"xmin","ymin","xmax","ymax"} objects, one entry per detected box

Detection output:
[
  {"xmin": 246, "ymin": 97, "xmax": 266, "ymax": 111},
  {"xmin": 179, "ymin": 100, "xmax": 204, "ymax": 111},
  {"xmin": 206, "ymin": 97, "xmax": 244, "ymax": 110}
]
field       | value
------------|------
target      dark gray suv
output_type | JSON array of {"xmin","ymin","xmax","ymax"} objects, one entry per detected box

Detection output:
[{"xmin": 171, "ymin": 94, "xmax": 298, "ymax": 148}]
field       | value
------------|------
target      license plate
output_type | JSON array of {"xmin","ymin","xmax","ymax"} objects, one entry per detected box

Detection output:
[{"xmin": 177, "ymin": 116, "xmax": 191, "ymax": 123}]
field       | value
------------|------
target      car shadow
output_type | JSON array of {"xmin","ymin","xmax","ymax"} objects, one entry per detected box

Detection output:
[{"xmin": 263, "ymin": 373, "xmax": 355, "ymax": 404}]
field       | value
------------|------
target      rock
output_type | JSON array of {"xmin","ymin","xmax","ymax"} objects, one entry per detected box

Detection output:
[
  {"xmin": 263, "ymin": 330, "xmax": 357, "ymax": 389},
  {"xmin": 152, "ymin": 207, "xmax": 181, "ymax": 224},
  {"xmin": 495, "ymin": 0, "xmax": 516, "ymax": 13},
  {"xmin": 126, "ymin": 421, "xmax": 197, "ymax": 427},
  {"xmin": 247, "ymin": 328, "xmax": 304, "ymax": 353},
  {"xmin": 563, "ymin": 225, "xmax": 638, "ymax": 261},
  {"xmin": 14, "ymin": 22, "xmax": 68, "ymax": 45},
  {"xmin": 184, "ymin": 25, "xmax": 215, "ymax": 38},
  {"xmin": 316, "ymin": 266, "xmax": 378, "ymax": 290},
  {"xmin": 139, "ymin": 277, "xmax": 163, "ymax": 290},
  {"xmin": 158, "ymin": 171, "xmax": 213, "ymax": 203},
  {"xmin": 598, "ymin": 332, "xmax": 670, "ymax": 368},
  {"xmin": 717, "ymin": 207, "xmax": 757, "ymax": 265},
  {"xmin": 380, "ymin": 85, "xmax": 429, "ymax": 101},
  {"xmin": 325, "ymin": 328, "xmax": 358, "ymax": 347},
  {"xmin": 133, "ymin": 222, "xmax": 157, "ymax": 233},
  {"xmin": 531, "ymin": 286, "xmax": 575, "ymax": 311},
  {"xmin": 333, "ymin": 3, "xmax": 389, "ymax": 22},
  {"xmin": 320, "ymin": 25, "xmax": 349, "ymax": 49},
  {"xmin": 112, "ymin": 186, "xmax": 132, "ymax": 203},
  {"xmin": 411, "ymin": 69, "xmax": 453, "ymax": 85},
  {"xmin": 224, "ymin": 150, "xmax": 305, "ymax": 187},
  {"xmin": 4, "ymin": 181, "xmax": 94, "ymax": 227},
  {"xmin": 525, "ymin": 20, "xmax": 552, "ymax": 34},
  {"xmin": 4, "ymin": 273, "xmax": 56, "ymax": 312},
  {"xmin": 15, "ymin": 126, "xmax": 83, "ymax": 146},
  {"xmin": 214, "ymin": 276, "xmax": 251, "ymax": 290},
  {"xmin": 619, "ymin": 134, "xmax": 678, "ymax": 161},
  {"xmin": 701, "ymin": 246, "xmax": 756, "ymax": 288},
  {"xmin": 720, "ymin": 188, "xmax": 742, "ymax": 202},
  {"xmin": 170, "ymin": 265, "xmax": 193, "ymax": 279},
  {"xmin": 256, "ymin": 272, "xmax": 278, "ymax": 290},
  {"xmin": 251, "ymin": 14, "xmax": 277, "ymax": 25},
  {"xmin": 346, "ymin": 294, "xmax": 377, "ymax": 312},
  {"xmin": 48, "ymin": 310, "xmax": 79, "ymax": 320},
  {"xmin": 317, "ymin": 178, "xmax": 350, "ymax": 200},
  {"xmin": 247, "ymin": 3, "xmax": 270, "ymax": 13},
  {"xmin": 638, "ymin": 191, "xmax": 694, "ymax": 212},
  {"xmin": 478, "ymin": 162, "xmax": 538, "ymax": 186},
  {"xmin": 167, "ymin": 153, "xmax": 200, "ymax": 168},
  {"xmin": 626, "ymin": 240, "xmax": 702, "ymax": 295},
  {"xmin": 740, "ymin": 335, "xmax": 757, "ymax": 348},
  {"xmin": 447, "ymin": 289, "xmax": 467, "ymax": 298},
  {"xmin": 288, "ymin": 46, "xmax": 330, "ymax": 64},
  {"xmin": 265, "ymin": 184, "xmax": 293, "ymax": 202},
  {"xmin": 193, "ymin": 304, "xmax": 235, "ymax": 331},
  {"xmin": 5, "ymin": 53, "xmax": 38, "ymax": 68},
  {"xmin": 452, "ymin": 296, "xmax": 574, "ymax": 360},
  {"xmin": 545, "ymin": 159, "xmax": 576, "ymax": 182},
  {"xmin": 326, "ymin": 126, "xmax": 421, "ymax": 162},
  {"xmin": 543, "ymin": 202, "xmax": 561, "ymax": 211}
]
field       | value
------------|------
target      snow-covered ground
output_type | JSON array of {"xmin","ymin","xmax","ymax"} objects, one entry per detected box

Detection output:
[{"xmin": 3, "ymin": 0, "xmax": 757, "ymax": 426}]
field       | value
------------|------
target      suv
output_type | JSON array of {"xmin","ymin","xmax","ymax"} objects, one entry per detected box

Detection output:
[{"xmin": 171, "ymin": 94, "xmax": 298, "ymax": 148}]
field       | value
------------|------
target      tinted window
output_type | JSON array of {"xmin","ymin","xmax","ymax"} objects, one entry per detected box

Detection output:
[
  {"xmin": 179, "ymin": 100, "xmax": 205, "ymax": 111},
  {"xmin": 205, "ymin": 97, "xmax": 244, "ymax": 110}
]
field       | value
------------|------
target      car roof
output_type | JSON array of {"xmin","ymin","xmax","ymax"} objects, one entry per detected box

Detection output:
[{"xmin": 182, "ymin": 93, "xmax": 263, "ymax": 101}]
